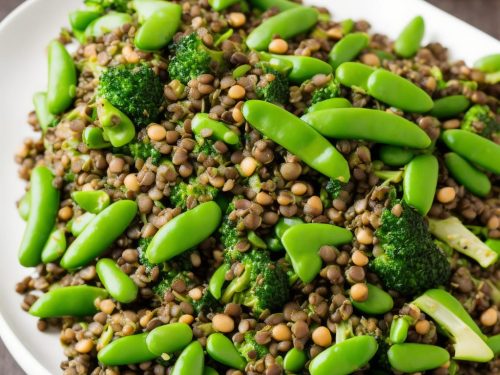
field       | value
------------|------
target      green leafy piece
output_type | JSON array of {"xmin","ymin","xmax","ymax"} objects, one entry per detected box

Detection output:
[
  {"xmin": 256, "ymin": 66, "xmax": 289, "ymax": 105},
  {"xmin": 127, "ymin": 140, "xmax": 162, "ymax": 165},
  {"xmin": 84, "ymin": 0, "xmax": 130, "ymax": 12},
  {"xmin": 170, "ymin": 178, "xmax": 219, "ymax": 209},
  {"xmin": 461, "ymin": 104, "xmax": 499, "ymax": 139},
  {"xmin": 325, "ymin": 178, "xmax": 343, "ymax": 199},
  {"xmin": 311, "ymin": 78, "xmax": 340, "ymax": 104}
]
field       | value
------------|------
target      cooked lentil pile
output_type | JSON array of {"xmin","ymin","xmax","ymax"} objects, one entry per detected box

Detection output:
[{"xmin": 14, "ymin": 0, "xmax": 500, "ymax": 374}]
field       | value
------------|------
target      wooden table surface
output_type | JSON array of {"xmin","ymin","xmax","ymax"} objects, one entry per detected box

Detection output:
[{"xmin": 0, "ymin": 0, "xmax": 498, "ymax": 374}]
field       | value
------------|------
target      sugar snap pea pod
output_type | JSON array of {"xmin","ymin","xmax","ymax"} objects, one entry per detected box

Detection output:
[
  {"xmin": 309, "ymin": 335, "xmax": 378, "ymax": 375},
  {"xmin": 61, "ymin": 200, "xmax": 137, "ymax": 269},
  {"xmin": 282, "ymin": 223, "xmax": 353, "ymax": 283},
  {"xmin": 47, "ymin": 41, "xmax": 77, "ymax": 115},
  {"xmin": 97, "ymin": 98, "xmax": 136, "ymax": 147},
  {"xmin": 442, "ymin": 129, "xmax": 500, "ymax": 174},
  {"xmin": 474, "ymin": 53, "xmax": 500, "ymax": 73},
  {"xmin": 203, "ymin": 367, "xmax": 219, "ymax": 375},
  {"xmin": 192, "ymin": 113, "xmax": 239, "ymax": 145},
  {"xmin": 403, "ymin": 154, "xmax": 438, "ymax": 215},
  {"xmin": 85, "ymin": 12, "xmax": 133, "ymax": 39},
  {"xmin": 146, "ymin": 323, "xmax": 193, "ymax": 356},
  {"xmin": 335, "ymin": 62, "xmax": 375, "ymax": 91},
  {"xmin": 275, "ymin": 217, "xmax": 303, "ymax": 239},
  {"xmin": 96, "ymin": 258, "xmax": 138, "ymax": 303},
  {"xmin": 307, "ymin": 98, "xmax": 352, "ymax": 113},
  {"xmin": 98, "ymin": 332, "xmax": 157, "ymax": 365},
  {"xmin": 429, "ymin": 95, "xmax": 470, "ymax": 119},
  {"xmin": 367, "ymin": 69, "xmax": 434, "ymax": 113},
  {"xmin": 243, "ymin": 100, "xmax": 350, "ymax": 181},
  {"xmin": 171, "ymin": 341, "xmax": 205, "ymax": 375},
  {"xmin": 302, "ymin": 108, "xmax": 431, "ymax": 149},
  {"xmin": 135, "ymin": 3, "xmax": 182, "ymax": 50},
  {"xmin": 259, "ymin": 53, "xmax": 332, "ymax": 83},
  {"xmin": 18, "ymin": 192, "xmax": 30, "ymax": 221},
  {"xmin": 486, "ymin": 239, "xmax": 500, "ymax": 256},
  {"xmin": 444, "ymin": 152, "xmax": 491, "ymax": 197},
  {"xmin": 19, "ymin": 166, "xmax": 60, "ymax": 267},
  {"xmin": 283, "ymin": 347, "xmax": 307, "ymax": 373},
  {"xmin": 133, "ymin": 0, "xmax": 166, "ymax": 20},
  {"xmin": 41, "ymin": 227, "xmax": 67, "ymax": 264},
  {"xmin": 83, "ymin": 127, "xmax": 112, "ymax": 149},
  {"xmin": 207, "ymin": 333, "xmax": 246, "ymax": 370},
  {"xmin": 394, "ymin": 16, "xmax": 425, "ymax": 58},
  {"xmin": 389, "ymin": 343, "xmax": 450, "ymax": 373},
  {"xmin": 246, "ymin": 7, "xmax": 318, "ymax": 51},
  {"xmin": 72, "ymin": 190, "xmax": 110, "ymax": 214},
  {"xmin": 33, "ymin": 92, "xmax": 57, "ymax": 133},
  {"xmin": 233, "ymin": 64, "xmax": 252, "ymax": 78},
  {"xmin": 69, "ymin": 9, "xmax": 102, "ymax": 32},
  {"xmin": 68, "ymin": 212, "xmax": 97, "ymax": 237},
  {"xmin": 30, "ymin": 285, "xmax": 108, "ymax": 318},
  {"xmin": 328, "ymin": 32, "xmax": 369, "ymax": 69},
  {"xmin": 147, "ymin": 201, "xmax": 222, "ymax": 264},
  {"xmin": 351, "ymin": 283, "xmax": 394, "ymax": 314},
  {"xmin": 379, "ymin": 145, "xmax": 414, "ymax": 167},
  {"xmin": 208, "ymin": 0, "xmax": 240, "ymax": 11},
  {"xmin": 389, "ymin": 316, "xmax": 412, "ymax": 344},
  {"xmin": 249, "ymin": 0, "xmax": 299, "ymax": 11},
  {"xmin": 487, "ymin": 334, "xmax": 500, "ymax": 355}
]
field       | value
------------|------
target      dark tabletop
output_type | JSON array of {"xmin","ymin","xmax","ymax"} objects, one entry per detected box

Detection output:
[{"xmin": 0, "ymin": 0, "xmax": 498, "ymax": 374}]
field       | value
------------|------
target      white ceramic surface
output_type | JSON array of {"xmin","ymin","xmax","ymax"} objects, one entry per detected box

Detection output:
[{"xmin": 0, "ymin": 1, "xmax": 498, "ymax": 374}]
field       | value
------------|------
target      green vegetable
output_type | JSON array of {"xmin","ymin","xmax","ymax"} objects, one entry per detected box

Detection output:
[
  {"xmin": 403, "ymin": 154, "xmax": 438, "ymax": 216},
  {"xmin": 335, "ymin": 62, "xmax": 374, "ymax": 91},
  {"xmin": 170, "ymin": 178, "xmax": 220, "ymax": 210},
  {"xmin": 127, "ymin": 139, "xmax": 162, "ymax": 165},
  {"xmin": 307, "ymin": 97, "xmax": 352, "ymax": 113},
  {"xmin": 97, "ymin": 332, "xmax": 157, "ymax": 366},
  {"xmin": 41, "ymin": 227, "xmax": 67, "ymax": 264},
  {"xmin": 379, "ymin": 145, "xmax": 414, "ymax": 167},
  {"xmin": 96, "ymin": 258, "xmax": 138, "ymax": 303},
  {"xmin": 71, "ymin": 190, "xmax": 110, "ymax": 214},
  {"xmin": 249, "ymin": 0, "xmax": 299, "ymax": 11},
  {"xmin": 429, "ymin": 95, "xmax": 470, "ymax": 119},
  {"xmin": 191, "ymin": 113, "xmax": 240, "ymax": 145},
  {"xmin": 444, "ymin": 152, "xmax": 491, "ymax": 197},
  {"xmin": 389, "ymin": 315, "xmax": 412, "ymax": 344},
  {"xmin": 255, "ymin": 66, "xmax": 289, "ymax": 105},
  {"xmin": 33, "ymin": 92, "xmax": 57, "ymax": 132},
  {"xmin": 47, "ymin": 40, "xmax": 77, "ymax": 115},
  {"xmin": 236, "ymin": 331, "xmax": 269, "ymax": 361},
  {"xmin": 206, "ymin": 333, "xmax": 246, "ymax": 370},
  {"xmin": 328, "ymin": 32, "xmax": 369, "ymax": 69},
  {"xmin": 283, "ymin": 347, "xmax": 307, "ymax": 373},
  {"xmin": 460, "ymin": 104, "xmax": 499, "ymax": 139},
  {"xmin": 84, "ymin": 0, "xmax": 130, "ymax": 12},
  {"xmin": 84, "ymin": 12, "xmax": 132, "ymax": 39},
  {"xmin": 17, "ymin": 192, "xmax": 30, "ymax": 221},
  {"xmin": 96, "ymin": 97, "xmax": 136, "ymax": 147},
  {"xmin": 474, "ymin": 53, "xmax": 500, "ymax": 73},
  {"xmin": 146, "ymin": 323, "xmax": 193, "ymax": 356},
  {"xmin": 171, "ymin": 341, "xmax": 205, "ymax": 375},
  {"xmin": 68, "ymin": 212, "xmax": 96, "ymax": 237},
  {"xmin": 388, "ymin": 343, "xmax": 450, "ymax": 372},
  {"xmin": 208, "ymin": 0, "xmax": 240, "ymax": 11},
  {"xmin": 82, "ymin": 127, "xmax": 111, "ymax": 149},
  {"xmin": 311, "ymin": 78, "xmax": 340, "ymax": 104},
  {"xmin": 394, "ymin": 16, "xmax": 425, "ymax": 58},
  {"xmin": 259, "ymin": 52, "xmax": 332, "ymax": 83},
  {"xmin": 69, "ymin": 9, "xmax": 102, "ymax": 32},
  {"xmin": 350, "ymin": 283, "xmax": 394, "ymax": 314}
]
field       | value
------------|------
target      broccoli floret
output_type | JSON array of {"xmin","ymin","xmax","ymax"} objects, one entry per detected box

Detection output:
[
  {"xmin": 127, "ymin": 139, "xmax": 162, "ymax": 165},
  {"xmin": 193, "ymin": 137, "xmax": 218, "ymax": 157},
  {"xmin": 371, "ymin": 200, "xmax": 451, "ymax": 295},
  {"xmin": 461, "ymin": 104, "xmax": 499, "ymax": 139},
  {"xmin": 311, "ymin": 78, "xmax": 340, "ymax": 104},
  {"xmin": 325, "ymin": 178, "xmax": 343, "ymax": 199},
  {"xmin": 84, "ymin": 0, "xmax": 129, "ymax": 12},
  {"xmin": 153, "ymin": 270, "xmax": 195, "ymax": 299},
  {"xmin": 236, "ymin": 331, "xmax": 269, "ymax": 362},
  {"xmin": 98, "ymin": 64, "xmax": 163, "ymax": 127},
  {"xmin": 256, "ymin": 67, "xmax": 289, "ymax": 105},
  {"xmin": 220, "ymin": 202, "xmax": 240, "ymax": 257},
  {"xmin": 138, "ymin": 237, "xmax": 154, "ymax": 272},
  {"xmin": 170, "ymin": 178, "xmax": 219, "ymax": 209},
  {"xmin": 168, "ymin": 33, "xmax": 226, "ymax": 85},
  {"xmin": 191, "ymin": 289, "xmax": 221, "ymax": 314}
]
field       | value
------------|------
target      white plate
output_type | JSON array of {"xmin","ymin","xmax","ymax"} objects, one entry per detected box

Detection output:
[{"xmin": 0, "ymin": 0, "xmax": 498, "ymax": 374}]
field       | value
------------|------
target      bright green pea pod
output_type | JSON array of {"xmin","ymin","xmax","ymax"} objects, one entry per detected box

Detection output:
[
  {"xmin": 171, "ymin": 341, "xmax": 205, "ymax": 375},
  {"xmin": 146, "ymin": 323, "xmax": 193, "ymax": 356},
  {"xmin": 341, "ymin": 18, "xmax": 354, "ymax": 34},
  {"xmin": 133, "ymin": 0, "xmax": 167, "ymax": 21},
  {"xmin": 98, "ymin": 332, "xmax": 157, "ymax": 365},
  {"xmin": 388, "ymin": 343, "xmax": 449, "ymax": 372},
  {"xmin": 307, "ymin": 98, "xmax": 352, "ymax": 113},
  {"xmin": 83, "ymin": 127, "xmax": 112, "ymax": 149},
  {"xmin": 72, "ymin": 190, "xmax": 110, "ymax": 214},
  {"xmin": 487, "ymin": 334, "xmax": 500, "ymax": 355},
  {"xmin": 29, "ymin": 285, "xmax": 108, "ymax": 318},
  {"xmin": 135, "ymin": 3, "xmax": 182, "ymax": 50},
  {"xmin": 335, "ymin": 62, "xmax": 375, "ymax": 91},
  {"xmin": 266, "ymin": 236, "xmax": 283, "ymax": 252},
  {"xmin": 351, "ymin": 283, "xmax": 394, "ymax": 314},
  {"xmin": 208, "ymin": 0, "xmax": 240, "ymax": 11},
  {"xmin": 275, "ymin": 217, "xmax": 304, "ymax": 239},
  {"xmin": 96, "ymin": 258, "xmax": 138, "ymax": 303},
  {"xmin": 33, "ymin": 92, "xmax": 57, "ymax": 133},
  {"xmin": 203, "ymin": 367, "xmax": 219, "ymax": 375},
  {"xmin": 243, "ymin": 100, "xmax": 350, "ymax": 182},
  {"xmin": 246, "ymin": 7, "xmax": 318, "ymax": 51},
  {"xmin": 47, "ymin": 41, "xmax": 77, "ymax": 115},
  {"xmin": 41, "ymin": 227, "xmax": 67, "ymax": 264},
  {"xmin": 444, "ymin": 152, "xmax": 491, "ymax": 197},
  {"xmin": 19, "ymin": 166, "xmax": 60, "ymax": 267},
  {"xmin": 379, "ymin": 145, "xmax": 414, "ymax": 167},
  {"xmin": 85, "ymin": 12, "xmax": 133, "ymax": 39},
  {"xmin": 259, "ymin": 53, "xmax": 332, "ymax": 83},
  {"xmin": 442, "ymin": 129, "xmax": 500, "ymax": 174},
  {"xmin": 69, "ymin": 9, "xmax": 102, "ymax": 32},
  {"xmin": 147, "ymin": 201, "xmax": 222, "ymax": 264},
  {"xmin": 328, "ymin": 32, "xmax": 369, "ymax": 69},
  {"xmin": 486, "ymin": 239, "xmax": 500, "ymax": 256},
  {"xmin": 394, "ymin": 16, "xmax": 425, "ymax": 58},
  {"xmin": 249, "ymin": 0, "xmax": 299, "ymax": 11},
  {"xmin": 429, "ymin": 95, "xmax": 470, "ymax": 119},
  {"xmin": 248, "ymin": 231, "xmax": 267, "ymax": 249},
  {"xmin": 389, "ymin": 316, "xmax": 412, "ymax": 344},
  {"xmin": 192, "ymin": 113, "xmax": 240, "ymax": 145},
  {"xmin": 283, "ymin": 347, "xmax": 307, "ymax": 373},
  {"xmin": 474, "ymin": 53, "xmax": 500, "ymax": 73},
  {"xmin": 207, "ymin": 333, "xmax": 246, "ymax": 370},
  {"xmin": 302, "ymin": 108, "xmax": 431, "ymax": 149},
  {"xmin": 282, "ymin": 223, "xmax": 353, "ymax": 283},
  {"xmin": 232, "ymin": 64, "xmax": 252, "ymax": 78},
  {"xmin": 309, "ymin": 336, "xmax": 378, "ymax": 375},
  {"xmin": 68, "ymin": 212, "xmax": 97, "ymax": 237},
  {"xmin": 60, "ymin": 200, "xmax": 138, "ymax": 269},
  {"xmin": 97, "ymin": 98, "xmax": 136, "ymax": 147},
  {"xmin": 18, "ymin": 192, "xmax": 30, "ymax": 221},
  {"xmin": 403, "ymin": 154, "xmax": 438, "ymax": 216},
  {"xmin": 367, "ymin": 69, "xmax": 434, "ymax": 113}
]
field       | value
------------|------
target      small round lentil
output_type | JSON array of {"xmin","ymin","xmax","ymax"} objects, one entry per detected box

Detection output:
[
  {"xmin": 272, "ymin": 324, "xmax": 292, "ymax": 341},
  {"xmin": 228, "ymin": 12, "xmax": 246, "ymax": 28},
  {"xmin": 147, "ymin": 124, "xmax": 167, "ymax": 141},
  {"xmin": 480, "ymin": 308, "xmax": 498, "ymax": 327},
  {"xmin": 212, "ymin": 313, "xmax": 235, "ymax": 333},
  {"xmin": 415, "ymin": 320, "xmax": 431, "ymax": 335},
  {"xmin": 356, "ymin": 228, "xmax": 373, "ymax": 245},
  {"xmin": 350, "ymin": 283, "xmax": 369, "ymax": 302},
  {"xmin": 291, "ymin": 182, "xmax": 307, "ymax": 196},
  {"xmin": 75, "ymin": 339, "xmax": 94, "ymax": 354},
  {"xmin": 436, "ymin": 187, "xmax": 456, "ymax": 204},
  {"xmin": 179, "ymin": 314, "xmax": 194, "ymax": 325},
  {"xmin": 351, "ymin": 250, "xmax": 369, "ymax": 267},
  {"xmin": 228, "ymin": 85, "xmax": 246, "ymax": 100},
  {"xmin": 99, "ymin": 299, "xmax": 116, "ymax": 315},
  {"xmin": 124, "ymin": 174, "xmax": 140, "ymax": 192},
  {"xmin": 58, "ymin": 206, "xmax": 73, "ymax": 221},
  {"xmin": 240, "ymin": 156, "xmax": 257, "ymax": 177},
  {"xmin": 268, "ymin": 39, "xmax": 288, "ymax": 54},
  {"xmin": 312, "ymin": 326, "xmax": 332, "ymax": 347}
]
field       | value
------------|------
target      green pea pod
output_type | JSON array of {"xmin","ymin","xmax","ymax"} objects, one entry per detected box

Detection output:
[
  {"xmin": 247, "ymin": 231, "xmax": 267, "ymax": 249},
  {"xmin": 266, "ymin": 236, "xmax": 283, "ymax": 252},
  {"xmin": 208, "ymin": 0, "xmax": 240, "ymax": 11},
  {"xmin": 146, "ymin": 323, "xmax": 193, "ymax": 356},
  {"xmin": 18, "ymin": 192, "xmax": 30, "ymax": 221},
  {"xmin": 97, "ymin": 98, "xmax": 136, "ymax": 147},
  {"xmin": 259, "ymin": 53, "xmax": 332, "ymax": 83},
  {"xmin": 246, "ymin": 7, "xmax": 318, "ymax": 50},
  {"xmin": 429, "ymin": 95, "xmax": 470, "ymax": 119},
  {"xmin": 83, "ymin": 127, "xmax": 112, "ymax": 149},
  {"xmin": 367, "ymin": 69, "xmax": 433, "ymax": 113},
  {"xmin": 249, "ymin": 0, "xmax": 299, "ymax": 11},
  {"xmin": 147, "ymin": 201, "xmax": 222, "ymax": 264},
  {"xmin": 307, "ymin": 98, "xmax": 352, "ymax": 113},
  {"xmin": 133, "ymin": 0, "xmax": 167, "ymax": 21},
  {"xmin": 135, "ymin": 3, "xmax": 182, "ymax": 51},
  {"xmin": 403, "ymin": 154, "xmax": 438, "ymax": 215},
  {"xmin": 328, "ymin": 32, "xmax": 369, "ymax": 69},
  {"xmin": 96, "ymin": 258, "xmax": 138, "ymax": 303},
  {"xmin": 69, "ymin": 9, "xmax": 102, "ymax": 32},
  {"xmin": 33, "ymin": 92, "xmax": 57, "ymax": 133},
  {"xmin": 302, "ymin": 108, "xmax": 431, "ymax": 149},
  {"xmin": 442, "ymin": 129, "xmax": 500, "ymax": 174},
  {"xmin": 242, "ymin": 100, "xmax": 350, "ymax": 182},
  {"xmin": 192, "ymin": 113, "xmax": 239, "ymax": 145},
  {"xmin": 309, "ymin": 335, "xmax": 378, "ymax": 375},
  {"xmin": 389, "ymin": 316, "xmax": 412, "ymax": 344},
  {"xmin": 41, "ymin": 227, "xmax": 67, "ymax": 264},
  {"xmin": 487, "ymin": 334, "xmax": 500, "ymax": 355},
  {"xmin": 206, "ymin": 333, "xmax": 246, "ymax": 370},
  {"xmin": 171, "ymin": 341, "xmax": 205, "ymax": 375},
  {"xmin": 68, "ymin": 212, "xmax": 97, "ymax": 237},
  {"xmin": 388, "ymin": 343, "xmax": 450, "ymax": 373},
  {"xmin": 394, "ymin": 16, "xmax": 425, "ymax": 58},
  {"xmin": 203, "ymin": 368, "xmax": 219, "ymax": 375},
  {"xmin": 85, "ymin": 12, "xmax": 133, "ymax": 39},
  {"xmin": 379, "ymin": 145, "xmax": 414, "ymax": 167},
  {"xmin": 209, "ymin": 264, "xmax": 229, "ymax": 298},
  {"xmin": 47, "ymin": 40, "xmax": 77, "ymax": 115},
  {"xmin": 19, "ymin": 166, "xmax": 60, "ymax": 267},
  {"xmin": 282, "ymin": 223, "xmax": 353, "ymax": 283},
  {"xmin": 283, "ymin": 347, "xmax": 307, "ymax": 373},
  {"xmin": 335, "ymin": 62, "xmax": 375, "ymax": 91},
  {"xmin": 60, "ymin": 200, "xmax": 138, "ymax": 269},
  {"xmin": 72, "ymin": 190, "xmax": 110, "ymax": 214},
  {"xmin": 474, "ymin": 53, "xmax": 500, "ymax": 73},
  {"xmin": 98, "ymin": 332, "xmax": 157, "ymax": 365},
  {"xmin": 275, "ymin": 218, "xmax": 303, "ymax": 239},
  {"xmin": 29, "ymin": 285, "xmax": 108, "ymax": 318},
  {"xmin": 486, "ymin": 239, "xmax": 500, "ymax": 256},
  {"xmin": 233, "ymin": 64, "xmax": 252, "ymax": 78},
  {"xmin": 351, "ymin": 283, "xmax": 394, "ymax": 315},
  {"xmin": 444, "ymin": 152, "xmax": 491, "ymax": 197}
]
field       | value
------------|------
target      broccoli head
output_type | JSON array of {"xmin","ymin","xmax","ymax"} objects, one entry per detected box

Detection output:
[
  {"xmin": 84, "ymin": 0, "xmax": 129, "ymax": 12},
  {"xmin": 168, "ymin": 33, "xmax": 226, "ymax": 85},
  {"xmin": 170, "ymin": 178, "xmax": 219, "ymax": 209},
  {"xmin": 370, "ymin": 200, "xmax": 451, "ymax": 295},
  {"xmin": 153, "ymin": 270, "xmax": 196, "ymax": 299},
  {"xmin": 236, "ymin": 331, "xmax": 269, "ymax": 362},
  {"xmin": 461, "ymin": 104, "xmax": 499, "ymax": 139},
  {"xmin": 191, "ymin": 288, "xmax": 221, "ymax": 314},
  {"xmin": 138, "ymin": 237, "xmax": 154, "ymax": 272},
  {"xmin": 325, "ymin": 178, "xmax": 343, "ymax": 199},
  {"xmin": 127, "ymin": 139, "xmax": 162, "ymax": 165},
  {"xmin": 311, "ymin": 77, "xmax": 340, "ymax": 104},
  {"xmin": 98, "ymin": 64, "xmax": 163, "ymax": 127},
  {"xmin": 256, "ymin": 66, "xmax": 289, "ymax": 105},
  {"xmin": 193, "ymin": 137, "xmax": 218, "ymax": 157}
]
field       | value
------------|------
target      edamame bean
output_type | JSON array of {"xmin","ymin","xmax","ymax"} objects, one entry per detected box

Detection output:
[
  {"xmin": 72, "ymin": 190, "xmax": 110, "ymax": 214},
  {"xmin": 335, "ymin": 62, "xmax": 375, "ymax": 91},
  {"xmin": 135, "ymin": 3, "xmax": 182, "ymax": 50},
  {"xmin": 379, "ymin": 145, "xmax": 415, "ymax": 167},
  {"xmin": 246, "ymin": 7, "xmax": 318, "ymax": 50},
  {"xmin": 388, "ymin": 343, "xmax": 450, "ymax": 372},
  {"xmin": 486, "ymin": 239, "xmax": 500, "ymax": 256},
  {"xmin": 206, "ymin": 333, "xmax": 246, "ymax": 370},
  {"xmin": 260, "ymin": 53, "xmax": 333, "ymax": 83},
  {"xmin": 474, "ymin": 53, "xmax": 500, "ymax": 73},
  {"xmin": 302, "ymin": 108, "xmax": 431, "ymax": 149},
  {"xmin": 33, "ymin": 92, "xmax": 57, "ymax": 132},
  {"xmin": 487, "ymin": 334, "xmax": 500, "ymax": 355},
  {"xmin": 171, "ymin": 341, "xmax": 205, "ymax": 375},
  {"xmin": 68, "ymin": 212, "xmax": 97, "ymax": 237},
  {"xmin": 147, "ymin": 201, "xmax": 222, "ymax": 264},
  {"xmin": 97, "ymin": 98, "xmax": 136, "ymax": 147},
  {"xmin": 85, "ymin": 12, "xmax": 132, "ymax": 39},
  {"xmin": 209, "ymin": 0, "xmax": 240, "ymax": 11},
  {"xmin": 444, "ymin": 152, "xmax": 491, "ymax": 197},
  {"xmin": 41, "ymin": 227, "xmax": 67, "ymax": 264},
  {"xmin": 96, "ymin": 258, "xmax": 138, "ymax": 303},
  {"xmin": 283, "ymin": 347, "xmax": 307, "ymax": 373},
  {"xmin": 442, "ymin": 129, "xmax": 500, "ymax": 174},
  {"xmin": 394, "ymin": 16, "xmax": 425, "ymax": 58},
  {"xmin": 98, "ymin": 332, "xmax": 157, "ymax": 365},
  {"xmin": 249, "ymin": 0, "xmax": 299, "ymax": 11},
  {"xmin": 389, "ymin": 316, "xmax": 411, "ymax": 344},
  {"xmin": 47, "ymin": 41, "xmax": 77, "ymax": 115},
  {"xmin": 29, "ymin": 285, "xmax": 108, "ymax": 317},
  {"xmin": 18, "ymin": 192, "xmax": 30, "ymax": 221},
  {"xmin": 60, "ymin": 200, "xmax": 138, "ymax": 269},
  {"xmin": 242, "ymin": 100, "xmax": 350, "ymax": 182},
  {"xmin": 69, "ymin": 9, "xmax": 102, "ymax": 32},
  {"xmin": 146, "ymin": 323, "xmax": 193, "ymax": 356},
  {"xmin": 367, "ymin": 69, "xmax": 434, "ymax": 113},
  {"xmin": 403, "ymin": 154, "xmax": 438, "ymax": 215},
  {"xmin": 429, "ymin": 95, "xmax": 470, "ymax": 119},
  {"xmin": 351, "ymin": 283, "xmax": 394, "ymax": 314},
  {"xmin": 328, "ymin": 32, "xmax": 369, "ymax": 69},
  {"xmin": 192, "ymin": 113, "xmax": 239, "ymax": 145},
  {"xmin": 307, "ymin": 98, "xmax": 352, "ymax": 113},
  {"xmin": 83, "ymin": 127, "xmax": 111, "ymax": 149},
  {"xmin": 275, "ymin": 217, "xmax": 304, "ymax": 239}
]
